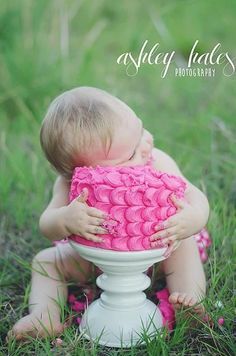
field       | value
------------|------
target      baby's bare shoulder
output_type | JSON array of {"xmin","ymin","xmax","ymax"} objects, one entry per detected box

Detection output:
[
  {"xmin": 53, "ymin": 176, "xmax": 70, "ymax": 194},
  {"xmin": 151, "ymin": 148, "xmax": 183, "ymax": 176},
  {"xmin": 46, "ymin": 176, "xmax": 70, "ymax": 209},
  {"xmin": 151, "ymin": 148, "xmax": 198, "ymax": 195}
]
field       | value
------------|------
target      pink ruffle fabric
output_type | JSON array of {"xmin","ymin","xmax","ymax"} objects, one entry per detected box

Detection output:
[
  {"xmin": 69, "ymin": 165, "xmax": 186, "ymax": 251},
  {"xmin": 156, "ymin": 288, "xmax": 175, "ymax": 331},
  {"xmin": 193, "ymin": 227, "xmax": 211, "ymax": 262}
]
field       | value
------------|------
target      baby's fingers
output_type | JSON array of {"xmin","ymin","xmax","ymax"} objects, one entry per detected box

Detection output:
[
  {"xmin": 150, "ymin": 227, "xmax": 176, "ymax": 241},
  {"xmin": 83, "ymin": 232, "xmax": 104, "ymax": 243},
  {"xmin": 87, "ymin": 207, "xmax": 107, "ymax": 219},
  {"xmin": 88, "ymin": 217, "xmax": 105, "ymax": 226},
  {"xmin": 163, "ymin": 242, "xmax": 176, "ymax": 258},
  {"xmin": 76, "ymin": 188, "xmax": 89, "ymax": 204},
  {"xmin": 170, "ymin": 194, "xmax": 185, "ymax": 211},
  {"xmin": 87, "ymin": 225, "xmax": 107, "ymax": 235},
  {"xmin": 161, "ymin": 234, "xmax": 178, "ymax": 245}
]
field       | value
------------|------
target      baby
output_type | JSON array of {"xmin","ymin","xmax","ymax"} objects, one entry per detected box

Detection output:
[{"xmin": 8, "ymin": 87, "xmax": 209, "ymax": 340}]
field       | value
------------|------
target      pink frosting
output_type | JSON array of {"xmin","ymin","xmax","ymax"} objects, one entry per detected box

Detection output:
[{"xmin": 69, "ymin": 165, "xmax": 186, "ymax": 251}]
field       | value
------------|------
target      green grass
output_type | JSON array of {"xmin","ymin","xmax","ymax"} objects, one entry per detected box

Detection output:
[{"xmin": 0, "ymin": 0, "xmax": 236, "ymax": 354}]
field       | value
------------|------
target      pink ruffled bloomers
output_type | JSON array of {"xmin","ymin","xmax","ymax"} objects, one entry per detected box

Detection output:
[{"xmin": 69, "ymin": 164, "xmax": 186, "ymax": 251}]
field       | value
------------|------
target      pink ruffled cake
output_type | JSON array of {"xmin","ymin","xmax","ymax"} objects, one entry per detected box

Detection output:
[{"xmin": 69, "ymin": 165, "xmax": 186, "ymax": 251}]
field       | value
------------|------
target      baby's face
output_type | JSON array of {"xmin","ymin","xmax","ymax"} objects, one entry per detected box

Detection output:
[{"xmin": 90, "ymin": 110, "xmax": 153, "ymax": 167}]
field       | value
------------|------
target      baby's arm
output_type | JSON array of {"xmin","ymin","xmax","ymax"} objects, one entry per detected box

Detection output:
[
  {"xmin": 151, "ymin": 148, "xmax": 210, "ymax": 243},
  {"xmin": 39, "ymin": 176, "xmax": 107, "ymax": 242}
]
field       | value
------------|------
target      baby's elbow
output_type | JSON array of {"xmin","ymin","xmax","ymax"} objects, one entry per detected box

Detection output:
[
  {"xmin": 202, "ymin": 193, "xmax": 210, "ymax": 224},
  {"xmin": 206, "ymin": 197, "xmax": 210, "ymax": 221},
  {"xmin": 38, "ymin": 212, "xmax": 49, "ymax": 238}
]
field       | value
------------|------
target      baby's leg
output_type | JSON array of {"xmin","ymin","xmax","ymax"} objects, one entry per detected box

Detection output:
[
  {"xmin": 8, "ymin": 243, "xmax": 92, "ymax": 340},
  {"xmin": 162, "ymin": 236, "xmax": 206, "ymax": 314}
]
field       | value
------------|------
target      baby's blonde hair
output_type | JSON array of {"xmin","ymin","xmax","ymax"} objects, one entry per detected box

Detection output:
[{"xmin": 40, "ymin": 87, "xmax": 124, "ymax": 180}]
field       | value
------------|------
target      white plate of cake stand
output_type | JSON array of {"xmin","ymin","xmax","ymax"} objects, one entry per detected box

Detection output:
[{"xmin": 70, "ymin": 242, "xmax": 171, "ymax": 348}]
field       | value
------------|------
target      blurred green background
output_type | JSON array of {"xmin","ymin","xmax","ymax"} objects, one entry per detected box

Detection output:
[{"xmin": 0, "ymin": 0, "xmax": 235, "ymax": 354}]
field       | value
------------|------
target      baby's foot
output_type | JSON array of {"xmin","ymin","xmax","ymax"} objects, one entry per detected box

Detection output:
[
  {"xmin": 169, "ymin": 292, "xmax": 205, "ymax": 316},
  {"xmin": 7, "ymin": 310, "xmax": 67, "ymax": 341}
]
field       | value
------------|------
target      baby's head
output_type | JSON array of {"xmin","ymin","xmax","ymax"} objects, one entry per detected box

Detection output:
[{"xmin": 40, "ymin": 87, "xmax": 153, "ymax": 180}]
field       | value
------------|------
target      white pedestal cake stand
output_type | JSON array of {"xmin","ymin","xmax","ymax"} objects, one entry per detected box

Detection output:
[{"xmin": 70, "ymin": 242, "xmax": 167, "ymax": 348}]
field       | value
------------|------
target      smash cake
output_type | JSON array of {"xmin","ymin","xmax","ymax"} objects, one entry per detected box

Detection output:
[{"xmin": 69, "ymin": 165, "xmax": 186, "ymax": 251}]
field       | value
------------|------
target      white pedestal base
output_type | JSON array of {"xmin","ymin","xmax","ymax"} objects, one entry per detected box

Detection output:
[{"xmin": 70, "ymin": 243, "xmax": 167, "ymax": 348}]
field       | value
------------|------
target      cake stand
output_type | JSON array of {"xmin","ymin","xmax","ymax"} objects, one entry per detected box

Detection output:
[{"xmin": 70, "ymin": 242, "xmax": 167, "ymax": 348}]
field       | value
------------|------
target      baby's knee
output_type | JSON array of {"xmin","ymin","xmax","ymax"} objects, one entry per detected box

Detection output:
[
  {"xmin": 31, "ymin": 245, "xmax": 92, "ymax": 283},
  {"xmin": 32, "ymin": 246, "xmax": 74, "ymax": 282},
  {"xmin": 55, "ymin": 245, "xmax": 92, "ymax": 283},
  {"xmin": 32, "ymin": 247, "xmax": 59, "ymax": 273},
  {"xmin": 32, "ymin": 247, "xmax": 56, "ymax": 263}
]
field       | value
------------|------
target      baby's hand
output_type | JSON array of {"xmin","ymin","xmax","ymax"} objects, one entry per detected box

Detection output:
[
  {"xmin": 64, "ymin": 188, "xmax": 108, "ymax": 242},
  {"xmin": 150, "ymin": 195, "xmax": 197, "ymax": 257}
]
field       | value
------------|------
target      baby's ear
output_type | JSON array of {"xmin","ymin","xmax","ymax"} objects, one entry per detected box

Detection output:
[{"xmin": 76, "ymin": 188, "xmax": 89, "ymax": 203}]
